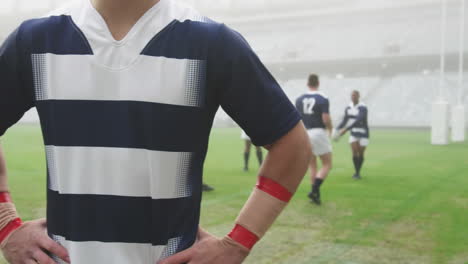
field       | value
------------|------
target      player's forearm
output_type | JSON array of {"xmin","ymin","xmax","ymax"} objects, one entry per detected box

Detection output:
[
  {"xmin": 0, "ymin": 145, "xmax": 9, "ymax": 192},
  {"xmin": 322, "ymin": 113, "xmax": 333, "ymax": 137},
  {"xmin": 226, "ymin": 122, "xmax": 311, "ymax": 250},
  {"xmin": 0, "ymin": 145, "xmax": 22, "ymax": 249},
  {"xmin": 325, "ymin": 121, "xmax": 333, "ymax": 136}
]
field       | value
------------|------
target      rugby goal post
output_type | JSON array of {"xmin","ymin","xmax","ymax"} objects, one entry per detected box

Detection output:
[
  {"xmin": 451, "ymin": 0, "xmax": 466, "ymax": 143},
  {"xmin": 431, "ymin": 0, "xmax": 450, "ymax": 145}
]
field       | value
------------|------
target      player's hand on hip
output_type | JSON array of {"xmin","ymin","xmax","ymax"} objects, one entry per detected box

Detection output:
[
  {"xmin": 1, "ymin": 218, "xmax": 70, "ymax": 264},
  {"xmin": 158, "ymin": 228, "xmax": 249, "ymax": 264}
]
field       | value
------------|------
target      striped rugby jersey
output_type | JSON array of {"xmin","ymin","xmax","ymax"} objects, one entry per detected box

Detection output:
[
  {"xmin": 295, "ymin": 91, "xmax": 330, "ymax": 130},
  {"xmin": 0, "ymin": 0, "xmax": 300, "ymax": 263},
  {"xmin": 337, "ymin": 102, "xmax": 369, "ymax": 138}
]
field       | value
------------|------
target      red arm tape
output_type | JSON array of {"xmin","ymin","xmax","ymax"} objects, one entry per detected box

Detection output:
[
  {"xmin": 0, "ymin": 218, "xmax": 22, "ymax": 244},
  {"xmin": 0, "ymin": 192, "xmax": 23, "ymax": 244},
  {"xmin": 256, "ymin": 176, "xmax": 292, "ymax": 202},
  {"xmin": 228, "ymin": 224, "xmax": 259, "ymax": 250},
  {"xmin": 0, "ymin": 192, "xmax": 12, "ymax": 203}
]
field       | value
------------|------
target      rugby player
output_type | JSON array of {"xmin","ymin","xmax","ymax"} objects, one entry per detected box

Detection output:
[
  {"xmin": 0, "ymin": 0, "xmax": 312, "ymax": 263},
  {"xmin": 295, "ymin": 74, "xmax": 333, "ymax": 205},
  {"xmin": 241, "ymin": 130, "xmax": 263, "ymax": 172},
  {"xmin": 336, "ymin": 90, "xmax": 369, "ymax": 180}
]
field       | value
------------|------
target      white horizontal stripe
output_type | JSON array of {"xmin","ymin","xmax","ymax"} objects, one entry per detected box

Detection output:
[
  {"xmin": 345, "ymin": 118, "xmax": 356, "ymax": 129},
  {"xmin": 46, "ymin": 146, "xmax": 192, "ymax": 199},
  {"xmin": 351, "ymin": 128, "xmax": 367, "ymax": 134},
  {"xmin": 51, "ymin": 235, "xmax": 180, "ymax": 264},
  {"xmin": 33, "ymin": 53, "xmax": 205, "ymax": 107}
]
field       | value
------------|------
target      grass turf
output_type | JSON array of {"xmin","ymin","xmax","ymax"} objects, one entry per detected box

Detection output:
[{"xmin": 1, "ymin": 125, "xmax": 467, "ymax": 264}]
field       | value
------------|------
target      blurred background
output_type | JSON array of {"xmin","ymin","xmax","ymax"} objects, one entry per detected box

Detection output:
[{"xmin": 1, "ymin": 0, "xmax": 467, "ymax": 129}]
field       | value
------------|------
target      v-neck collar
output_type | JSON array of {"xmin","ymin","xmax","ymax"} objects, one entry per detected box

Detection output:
[
  {"xmin": 85, "ymin": 0, "xmax": 165, "ymax": 45},
  {"xmin": 70, "ymin": 0, "xmax": 175, "ymax": 70}
]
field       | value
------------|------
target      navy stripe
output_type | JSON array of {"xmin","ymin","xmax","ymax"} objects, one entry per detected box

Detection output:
[
  {"xmin": 351, "ymin": 132, "xmax": 369, "ymax": 138},
  {"xmin": 142, "ymin": 20, "xmax": 218, "ymax": 60},
  {"xmin": 0, "ymin": 27, "xmax": 35, "ymax": 136},
  {"xmin": 36, "ymin": 100, "xmax": 213, "ymax": 152},
  {"xmin": 21, "ymin": 16, "xmax": 93, "ymax": 55},
  {"xmin": 47, "ymin": 189, "xmax": 200, "ymax": 245}
]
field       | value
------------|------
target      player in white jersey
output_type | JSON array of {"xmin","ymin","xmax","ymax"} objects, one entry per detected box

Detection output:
[
  {"xmin": 335, "ymin": 90, "xmax": 370, "ymax": 179},
  {"xmin": 0, "ymin": 0, "xmax": 312, "ymax": 263},
  {"xmin": 241, "ymin": 130, "xmax": 263, "ymax": 171},
  {"xmin": 295, "ymin": 74, "xmax": 333, "ymax": 205}
]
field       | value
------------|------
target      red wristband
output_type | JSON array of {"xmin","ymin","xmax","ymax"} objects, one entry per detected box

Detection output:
[
  {"xmin": 256, "ymin": 176, "xmax": 293, "ymax": 202},
  {"xmin": 0, "ymin": 218, "xmax": 22, "ymax": 244},
  {"xmin": 228, "ymin": 224, "xmax": 259, "ymax": 250},
  {"xmin": 0, "ymin": 192, "xmax": 12, "ymax": 203}
]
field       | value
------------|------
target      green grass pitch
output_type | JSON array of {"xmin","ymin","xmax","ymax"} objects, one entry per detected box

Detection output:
[{"xmin": 1, "ymin": 125, "xmax": 467, "ymax": 264}]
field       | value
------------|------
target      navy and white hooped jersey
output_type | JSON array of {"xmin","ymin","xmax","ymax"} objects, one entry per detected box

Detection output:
[
  {"xmin": 295, "ymin": 91, "xmax": 330, "ymax": 129},
  {"xmin": 0, "ymin": 0, "xmax": 301, "ymax": 263},
  {"xmin": 337, "ymin": 102, "xmax": 369, "ymax": 138}
]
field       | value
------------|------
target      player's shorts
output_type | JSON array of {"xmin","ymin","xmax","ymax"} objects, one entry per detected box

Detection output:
[
  {"xmin": 241, "ymin": 130, "xmax": 251, "ymax": 141},
  {"xmin": 349, "ymin": 136, "xmax": 370, "ymax": 146},
  {"xmin": 307, "ymin": 128, "xmax": 332, "ymax": 156}
]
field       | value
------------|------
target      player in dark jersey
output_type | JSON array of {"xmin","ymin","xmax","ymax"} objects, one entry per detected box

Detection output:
[
  {"xmin": 335, "ymin": 90, "xmax": 369, "ymax": 179},
  {"xmin": 295, "ymin": 74, "xmax": 333, "ymax": 205},
  {"xmin": 202, "ymin": 183, "xmax": 215, "ymax": 192},
  {"xmin": 241, "ymin": 130, "xmax": 263, "ymax": 171},
  {"xmin": 0, "ymin": 0, "xmax": 313, "ymax": 263}
]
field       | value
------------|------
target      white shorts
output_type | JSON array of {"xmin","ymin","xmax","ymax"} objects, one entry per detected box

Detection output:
[
  {"xmin": 241, "ymin": 130, "xmax": 251, "ymax": 141},
  {"xmin": 307, "ymin": 129, "xmax": 332, "ymax": 156},
  {"xmin": 349, "ymin": 136, "xmax": 369, "ymax": 147}
]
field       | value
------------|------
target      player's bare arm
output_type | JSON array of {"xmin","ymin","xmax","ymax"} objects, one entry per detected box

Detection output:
[
  {"xmin": 0, "ymin": 145, "xmax": 8, "ymax": 191},
  {"xmin": 322, "ymin": 113, "xmax": 333, "ymax": 137},
  {"xmin": 160, "ymin": 122, "xmax": 312, "ymax": 264},
  {"xmin": 0, "ymin": 145, "xmax": 70, "ymax": 264}
]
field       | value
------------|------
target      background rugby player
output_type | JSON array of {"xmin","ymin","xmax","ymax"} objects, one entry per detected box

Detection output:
[
  {"xmin": 336, "ymin": 90, "xmax": 370, "ymax": 180},
  {"xmin": 295, "ymin": 74, "xmax": 333, "ymax": 205},
  {"xmin": 241, "ymin": 130, "xmax": 263, "ymax": 172}
]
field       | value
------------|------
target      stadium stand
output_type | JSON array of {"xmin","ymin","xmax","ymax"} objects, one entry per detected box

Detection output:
[{"xmin": 1, "ymin": 0, "xmax": 467, "ymax": 127}]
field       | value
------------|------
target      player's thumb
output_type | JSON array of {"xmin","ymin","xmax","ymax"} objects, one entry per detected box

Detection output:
[
  {"xmin": 157, "ymin": 248, "xmax": 194, "ymax": 264},
  {"xmin": 197, "ymin": 227, "xmax": 211, "ymax": 241}
]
